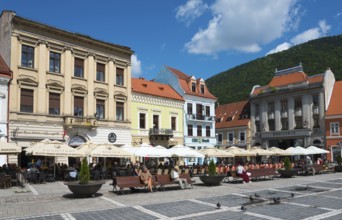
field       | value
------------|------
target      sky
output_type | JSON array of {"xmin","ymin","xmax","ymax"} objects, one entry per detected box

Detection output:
[{"xmin": 1, "ymin": 0, "xmax": 342, "ymax": 80}]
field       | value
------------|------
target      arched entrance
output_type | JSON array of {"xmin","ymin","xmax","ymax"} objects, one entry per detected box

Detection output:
[{"xmin": 68, "ymin": 135, "xmax": 87, "ymax": 166}]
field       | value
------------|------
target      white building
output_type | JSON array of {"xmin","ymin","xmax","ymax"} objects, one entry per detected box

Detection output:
[
  {"xmin": 155, "ymin": 66, "xmax": 217, "ymax": 165},
  {"xmin": 249, "ymin": 65, "xmax": 335, "ymax": 151}
]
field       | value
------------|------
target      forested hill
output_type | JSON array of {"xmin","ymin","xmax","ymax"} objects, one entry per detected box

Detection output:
[{"xmin": 206, "ymin": 35, "xmax": 342, "ymax": 105}]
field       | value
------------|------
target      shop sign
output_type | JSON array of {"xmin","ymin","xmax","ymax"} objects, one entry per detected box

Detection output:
[
  {"xmin": 261, "ymin": 130, "xmax": 311, "ymax": 138},
  {"xmin": 108, "ymin": 132, "xmax": 117, "ymax": 143},
  {"xmin": 192, "ymin": 138, "xmax": 210, "ymax": 143}
]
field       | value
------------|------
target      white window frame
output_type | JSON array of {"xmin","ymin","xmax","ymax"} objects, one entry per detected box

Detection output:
[
  {"xmin": 330, "ymin": 122, "xmax": 340, "ymax": 135},
  {"xmin": 239, "ymin": 130, "xmax": 246, "ymax": 143},
  {"xmin": 227, "ymin": 132, "xmax": 234, "ymax": 143},
  {"xmin": 217, "ymin": 133, "xmax": 223, "ymax": 143}
]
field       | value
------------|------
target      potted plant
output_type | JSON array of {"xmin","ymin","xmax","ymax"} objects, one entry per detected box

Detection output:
[
  {"xmin": 65, "ymin": 157, "xmax": 105, "ymax": 197},
  {"xmin": 278, "ymin": 157, "xmax": 297, "ymax": 178},
  {"xmin": 199, "ymin": 160, "xmax": 226, "ymax": 186},
  {"xmin": 334, "ymin": 156, "xmax": 342, "ymax": 172}
]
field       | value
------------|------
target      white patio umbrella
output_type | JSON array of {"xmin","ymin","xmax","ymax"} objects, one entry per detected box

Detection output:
[
  {"xmin": 306, "ymin": 146, "xmax": 329, "ymax": 154},
  {"xmin": 248, "ymin": 146, "xmax": 275, "ymax": 156},
  {"xmin": 0, "ymin": 141, "xmax": 21, "ymax": 154},
  {"xmin": 268, "ymin": 147, "xmax": 293, "ymax": 156},
  {"xmin": 199, "ymin": 147, "xmax": 234, "ymax": 158},
  {"xmin": 75, "ymin": 142, "xmax": 98, "ymax": 155},
  {"xmin": 26, "ymin": 142, "xmax": 84, "ymax": 178},
  {"xmin": 285, "ymin": 146, "xmax": 310, "ymax": 155},
  {"xmin": 225, "ymin": 146, "xmax": 256, "ymax": 157},
  {"xmin": 24, "ymin": 139, "xmax": 57, "ymax": 154},
  {"xmin": 168, "ymin": 145, "xmax": 205, "ymax": 158},
  {"xmin": 128, "ymin": 143, "xmax": 171, "ymax": 158},
  {"xmin": 89, "ymin": 144, "xmax": 133, "ymax": 158}
]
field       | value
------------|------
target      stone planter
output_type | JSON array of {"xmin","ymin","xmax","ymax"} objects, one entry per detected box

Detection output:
[
  {"xmin": 65, "ymin": 180, "xmax": 105, "ymax": 197},
  {"xmin": 334, "ymin": 165, "xmax": 342, "ymax": 172},
  {"xmin": 278, "ymin": 169, "xmax": 297, "ymax": 178},
  {"xmin": 199, "ymin": 175, "xmax": 226, "ymax": 186}
]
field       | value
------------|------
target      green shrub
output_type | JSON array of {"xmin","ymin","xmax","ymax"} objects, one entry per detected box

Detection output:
[
  {"xmin": 79, "ymin": 157, "xmax": 90, "ymax": 184},
  {"xmin": 284, "ymin": 157, "xmax": 292, "ymax": 170},
  {"xmin": 208, "ymin": 159, "xmax": 217, "ymax": 176}
]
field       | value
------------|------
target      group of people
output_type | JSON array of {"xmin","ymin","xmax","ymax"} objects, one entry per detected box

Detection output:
[{"xmin": 138, "ymin": 165, "xmax": 190, "ymax": 192}]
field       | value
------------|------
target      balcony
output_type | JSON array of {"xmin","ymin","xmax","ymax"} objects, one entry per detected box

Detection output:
[
  {"xmin": 268, "ymin": 112, "xmax": 274, "ymax": 120},
  {"xmin": 149, "ymin": 128, "xmax": 173, "ymax": 140},
  {"xmin": 255, "ymin": 115, "xmax": 260, "ymax": 121},
  {"xmin": 281, "ymin": 110, "xmax": 288, "ymax": 118},
  {"xmin": 186, "ymin": 114, "xmax": 215, "ymax": 121},
  {"xmin": 64, "ymin": 116, "xmax": 98, "ymax": 129},
  {"xmin": 295, "ymin": 108, "xmax": 302, "ymax": 117},
  {"xmin": 313, "ymin": 105, "xmax": 319, "ymax": 115}
]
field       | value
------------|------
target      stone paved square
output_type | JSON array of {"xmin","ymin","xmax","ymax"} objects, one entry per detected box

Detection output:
[
  {"xmin": 277, "ymin": 185, "xmax": 331, "ymax": 194},
  {"xmin": 327, "ymin": 178, "xmax": 342, "ymax": 184},
  {"xmin": 291, "ymin": 195, "xmax": 342, "ymax": 209},
  {"xmin": 182, "ymin": 210, "xmax": 265, "ymax": 220},
  {"xmin": 247, "ymin": 203, "xmax": 329, "ymax": 220},
  {"xmin": 198, "ymin": 194, "xmax": 255, "ymax": 207},
  {"xmin": 142, "ymin": 200, "xmax": 214, "ymax": 218},
  {"xmin": 322, "ymin": 212, "xmax": 342, "ymax": 220},
  {"xmin": 308, "ymin": 181, "xmax": 342, "ymax": 189},
  {"xmin": 17, "ymin": 216, "xmax": 64, "ymax": 220},
  {"xmin": 320, "ymin": 189, "xmax": 342, "ymax": 198}
]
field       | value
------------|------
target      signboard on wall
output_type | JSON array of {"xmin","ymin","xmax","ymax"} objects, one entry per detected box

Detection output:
[{"xmin": 108, "ymin": 133, "xmax": 117, "ymax": 143}]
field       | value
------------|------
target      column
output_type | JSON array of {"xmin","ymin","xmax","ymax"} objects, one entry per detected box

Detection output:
[
  {"xmin": 302, "ymin": 94, "xmax": 312, "ymax": 128},
  {"xmin": 275, "ymin": 99, "xmax": 281, "ymax": 130},
  {"xmin": 261, "ymin": 102, "xmax": 268, "ymax": 131},
  {"xmin": 288, "ymin": 97, "xmax": 295, "ymax": 130},
  {"xmin": 86, "ymin": 55, "xmax": 95, "ymax": 117},
  {"xmin": 107, "ymin": 60, "xmax": 115, "ymax": 120},
  {"xmin": 37, "ymin": 42, "xmax": 47, "ymax": 114},
  {"xmin": 250, "ymin": 103, "xmax": 256, "ymax": 134}
]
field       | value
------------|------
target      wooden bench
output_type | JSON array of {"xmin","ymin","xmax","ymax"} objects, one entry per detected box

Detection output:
[
  {"xmin": 224, "ymin": 171, "xmax": 243, "ymax": 183},
  {"xmin": 250, "ymin": 168, "xmax": 279, "ymax": 181},
  {"xmin": 155, "ymin": 174, "xmax": 193, "ymax": 190},
  {"xmin": 180, "ymin": 173, "xmax": 194, "ymax": 188},
  {"xmin": 111, "ymin": 176, "xmax": 158, "ymax": 194},
  {"xmin": 307, "ymin": 164, "xmax": 324, "ymax": 175}
]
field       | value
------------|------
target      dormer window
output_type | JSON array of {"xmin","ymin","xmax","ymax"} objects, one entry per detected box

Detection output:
[
  {"xmin": 226, "ymin": 116, "xmax": 233, "ymax": 121},
  {"xmin": 192, "ymin": 82, "xmax": 196, "ymax": 92},
  {"xmin": 200, "ymin": 84, "xmax": 204, "ymax": 94}
]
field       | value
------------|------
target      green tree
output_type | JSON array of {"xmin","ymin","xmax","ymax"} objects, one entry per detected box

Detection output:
[
  {"xmin": 284, "ymin": 157, "xmax": 292, "ymax": 171},
  {"xmin": 79, "ymin": 157, "xmax": 90, "ymax": 184},
  {"xmin": 208, "ymin": 159, "xmax": 217, "ymax": 176}
]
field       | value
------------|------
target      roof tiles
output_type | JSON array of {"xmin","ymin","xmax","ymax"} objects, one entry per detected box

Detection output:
[
  {"xmin": 326, "ymin": 81, "xmax": 342, "ymax": 116},
  {"xmin": 215, "ymin": 100, "xmax": 250, "ymax": 129}
]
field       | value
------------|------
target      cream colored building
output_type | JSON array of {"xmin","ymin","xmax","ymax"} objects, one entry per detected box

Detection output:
[
  {"xmin": 0, "ymin": 11, "xmax": 133, "ymax": 166},
  {"xmin": 131, "ymin": 78, "xmax": 184, "ymax": 147}
]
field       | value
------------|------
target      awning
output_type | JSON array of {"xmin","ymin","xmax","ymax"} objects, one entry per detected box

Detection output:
[{"xmin": 0, "ymin": 141, "xmax": 21, "ymax": 154}]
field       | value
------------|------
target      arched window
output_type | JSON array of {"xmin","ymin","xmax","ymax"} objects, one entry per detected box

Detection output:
[{"xmin": 68, "ymin": 135, "xmax": 86, "ymax": 147}]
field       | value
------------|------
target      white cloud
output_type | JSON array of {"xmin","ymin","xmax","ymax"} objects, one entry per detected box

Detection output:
[
  {"xmin": 131, "ymin": 54, "xmax": 142, "ymax": 77},
  {"xmin": 266, "ymin": 20, "xmax": 331, "ymax": 55},
  {"xmin": 176, "ymin": 0, "xmax": 208, "ymax": 26},
  {"xmin": 266, "ymin": 42, "xmax": 292, "ymax": 55},
  {"xmin": 185, "ymin": 0, "xmax": 299, "ymax": 55}
]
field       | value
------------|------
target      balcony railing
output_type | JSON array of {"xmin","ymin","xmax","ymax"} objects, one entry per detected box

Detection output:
[
  {"xmin": 149, "ymin": 128, "xmax": 173, "ymax": 136},
  {"xmin": 281, "ymin": 110, "xmax": 288, "ymax": 118},
  {"xmin": 64, "ymin": 116, "xmax": 98, "ymax": 128},
  {"xmin": 186, "ymin": 114, "xmax": 215, "ymax": 121}
]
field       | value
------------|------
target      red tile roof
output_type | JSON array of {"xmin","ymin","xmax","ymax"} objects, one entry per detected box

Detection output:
[
  {"xmin": 251, "ymin": 70, "xmax": 324, "ymax": 95},
  {"xmin": 166, "ymin": 66, "xmax": 217, "ymax": 100},
  {"xmin": 0, "ymin": 55, "xmax": 12, "ymax": 78},
  {"xmin": 131, "ymin": 78, "xmax": 184, "ymax": 101},
  {"xmin": 326, "ymin": 81, "xmax": 342, "ymax": 116},
  {"xmin": 215, "ymin": 100, "xmax": 250, "ymax": 129}
]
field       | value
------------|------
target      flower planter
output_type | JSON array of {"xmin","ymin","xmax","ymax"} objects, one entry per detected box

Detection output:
[
  {"xmin": 278, "ymin": 169, "xmax": 297, "ymax": 178},
  {"xmin": 65, "ymin": 180, "xmax": 105, "ymax": 197},
  {"xmin": 199, "ymin": 175, "xmax": 226, "ymax": 186}
]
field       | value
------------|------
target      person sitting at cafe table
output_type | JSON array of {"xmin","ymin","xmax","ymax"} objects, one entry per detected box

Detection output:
[{"xmin": 140, "ymin": 166, "xmax": 153, "ymax": 192}]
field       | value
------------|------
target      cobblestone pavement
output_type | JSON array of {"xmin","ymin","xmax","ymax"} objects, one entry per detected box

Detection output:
[{"xmin": 1, "ymin": 173, "xmax": 342, "ymax": 220}]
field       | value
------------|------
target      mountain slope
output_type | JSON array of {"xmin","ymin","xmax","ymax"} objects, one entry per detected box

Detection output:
[{"xmin": 206, "ymin": 35, "xmax": 342, "ymax": 105}]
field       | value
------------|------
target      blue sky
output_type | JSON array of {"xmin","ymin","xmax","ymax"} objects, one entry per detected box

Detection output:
[{"xmin": 1, "ymin": 0, "xmax": 342, "ymax": 80}]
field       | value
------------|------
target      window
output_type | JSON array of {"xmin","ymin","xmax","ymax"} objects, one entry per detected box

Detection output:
[
  {"xmin": 313, "ymin": 95, "xmax": 319, "ymax": 106},
  {"xmin": 268, "ymin": 102, "xmax": 274, "ymax": 113},
  {"xmin": 228, "ymin": 132, "xmax": 234, "ymax": 142},
  {"xmin": 330, "ymin": 122, "xmax": 339, "ymax": 135},
  {"xmin": 197, "ymin": 125, "xmax": 202, "ymax": 137},
  {"xmin": 74, "ymin": 58, "xmax": 84, "ymax": 78},
  {"xmin": 239, "ymin": 131, "xmax": 245, "ymax": 142},
  {"xmin": 295, "ymin": 97, "xmax": 302, "ymax": 109},
  {"xmin": 187, "ymin": 103, "xmax": 193, "ymax": 114},
  {"xmin": 74, "ymin": 96, "xmax": 84, "ymax": 117},
  {"xmin": 206, "ymin": 126, "xmax": 210, "ymax": 137},
  {"xmin": 217, "ymin": 133, "xmax": 222, "ymax": 143},
  {"xmin": 21, "ymin": 45, "xmax": 34, "ymax": 68},
  {"xmin": 281, "ymin": 118, "xmax": 288, "ymax": 130},
  {"xmin": 295, "ymin": 116, "xmax": 303, "ymax": 129},
  {"xmin": 139, "ymin": 113, "xmax": 146, "ymax": 129},
  {"xmin": 96, "ymin": 63, "xmax": 105, "ymax": 82},
  {"xmin": 281, "ymin": 100, "xmax": 288, "ymax": 111},
  {"xmin": 20, "ymin": 89, "xmax": 33, "ymax": 112},
  {"xmin": 200, "ymin": 84, "xmax": 205, "ymax": 94},
  {"xmin": 116, "ymin": 102, "xmax": 124, "ymax": 121},
  {"xmin": 255, "ymin": 121, "xmax": 260, "ymax": 132},
  {"xmin": 187, "ymin": 124, "xmax": 193, "ymax": 136},
  {"xmin": 191, "ymin": 82, "xmax": 196, "ymax": 92},
  {"xmin": 196, "ymin": 104, "xmax": 203, "ymax": 116},
  {"xmin": 313, "ymin": 115, "xmax": 320, "ymax": 128},
  {"xmin": 268, "ymin": 119, "xmax": 275, "ymax": 131},
  {"xmin": 171, "ymin": 116, "xmax": 176, "ymax": 130},
  {"xmin": 116, "ymin": 67, "xmax": 124, "ymax": 86},
  {"xmin": 153, "ymin": 115, "xmax": 159, "ymax": 129},
  {"xmin": 49, "ymin": 52, "xmax": 61, "ymax": 73},
  {"xmin": 205, "ymin": 106, "xmax": 210, "ymax": 117},
  {"xmin": 49, "ymin": 93, "xmax": 60, "ymax": 115},
  {"xmin": 96, "ymin": 99, "xmax": 105, "ymax": 119}
]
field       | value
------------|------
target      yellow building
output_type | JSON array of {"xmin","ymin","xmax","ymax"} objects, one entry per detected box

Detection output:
[
  {"xmin": 0, "ymin": 11, "xmax": 133, "ymax": 166},
  {"xmin": 131, "ymin": 78, "xmax": 184, "ymax": 147}
]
